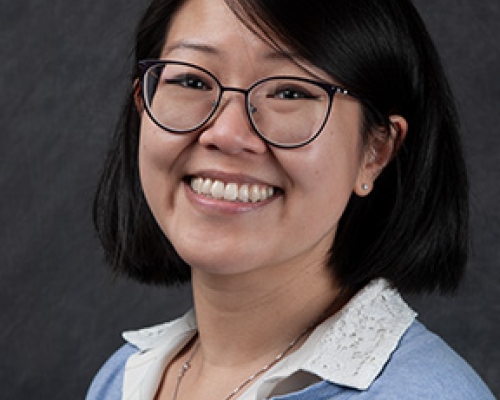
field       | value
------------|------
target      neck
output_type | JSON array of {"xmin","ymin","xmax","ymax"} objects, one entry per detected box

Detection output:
[{"xmin": 190, "ymin": 259, "xmax": 346, "ymax": 368}]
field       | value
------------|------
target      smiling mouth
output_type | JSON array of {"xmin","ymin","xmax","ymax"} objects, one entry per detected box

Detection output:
[{"xmin": 188, "ymin": 176, "xmax": 279, "ymax": 203}]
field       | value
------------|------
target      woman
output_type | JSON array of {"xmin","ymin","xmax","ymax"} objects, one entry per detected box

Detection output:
[{"xmin": 87, "ymin": 0, "xmax": 495, "ymax": 399}]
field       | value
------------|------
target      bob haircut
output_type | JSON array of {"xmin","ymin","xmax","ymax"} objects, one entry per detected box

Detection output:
[{"xmin": 94, "ymin": 0, "xmax": 468, "ymax": 294}]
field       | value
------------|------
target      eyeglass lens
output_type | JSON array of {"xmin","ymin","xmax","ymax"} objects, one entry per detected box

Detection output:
[{"xmin": 142, "ymin": 63, "xmax": 331, "ymax": 147}]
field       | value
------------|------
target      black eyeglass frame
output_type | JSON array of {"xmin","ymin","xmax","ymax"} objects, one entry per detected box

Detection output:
[{"xmin": 138, "ymin": 59, "xmax": 359, "ymax": 149}]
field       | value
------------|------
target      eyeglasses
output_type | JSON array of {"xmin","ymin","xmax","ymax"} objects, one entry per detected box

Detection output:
[{"xmin": 138, "ymin": 60, "xmax": 357, "ymax": 148}]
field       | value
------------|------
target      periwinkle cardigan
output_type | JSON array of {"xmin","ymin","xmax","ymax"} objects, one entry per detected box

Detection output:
[{"xmin": 86, "ymin": 280, "xmax": 495, "ymax": 400}]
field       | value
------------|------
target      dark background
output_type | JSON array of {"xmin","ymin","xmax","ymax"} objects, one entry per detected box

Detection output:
[{"xmin": 1, "ymin": 0, "xmax": 498, "ymax": 399}]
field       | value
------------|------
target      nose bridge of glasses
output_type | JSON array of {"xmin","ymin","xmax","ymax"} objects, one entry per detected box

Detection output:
[
  {"xmin": 218, "ymin": 85, "xmax": 250, "ymax": 107},
  {"xmin": 211, "ymin": 85, "xmax": 253, "ymax": 119},
  {"xmin": 221, "ymin": 86, "xmax": 249, "ymax": 96}
]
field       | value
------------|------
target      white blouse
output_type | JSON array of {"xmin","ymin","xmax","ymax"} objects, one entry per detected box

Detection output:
[{"xmin": 120, "ymin": 279, "xmax": 416, "ymax": 400}]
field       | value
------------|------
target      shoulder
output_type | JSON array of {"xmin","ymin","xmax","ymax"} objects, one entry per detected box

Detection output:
[
  {"xmin": 85, "ymin": 344, "xmax": 138, "ymax": 400},
  {"xmin": 276, "ymin": 321, "xmax": 495, "ymax": 400},
  {"xmin": 361, "ymin": 321, "xmax": 493, "ymax": 399},
  {"xmin": 369, "ymin": 320, "xmax": 494, "ymax": 399},
  {"xmin": 85, "ymin": 311, "xmax": 196, "ymax": 400}
]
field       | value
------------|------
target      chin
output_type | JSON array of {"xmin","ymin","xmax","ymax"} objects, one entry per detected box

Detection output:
[{"xmin": 181, "ymin": 250, "xmax": 266, "ymax": 279}]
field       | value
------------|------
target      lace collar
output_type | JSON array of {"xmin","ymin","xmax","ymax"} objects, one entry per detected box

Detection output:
[{"xmin": 122, "ymin": 279, "xmax": 416, "ymax": 398}]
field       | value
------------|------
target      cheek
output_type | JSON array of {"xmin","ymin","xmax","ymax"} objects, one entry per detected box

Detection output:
[
  {"xmin": 308, "ymin": 152, "xmax": 358, "ymax": 215},
  {"xmin": 282, "ymin": 141, "xmax": 362, "ymax": 195},
  {"xmin": 139, "ymin": 121, "xmax": 164, "ymax": 192},
  {"xmin": 276, "ymin": 154, "xmax": 350, "ymax": 238},
  {"xmin": 138, "ymin": 116, "xmax": 191, "ymax": 179},
  {"xmin": 274, "ymin": 122, "xmax": 364, "ymax": 224},
  {"xmin": 138, "ymin": 118, "xmax": 183, "ymax": 218}
]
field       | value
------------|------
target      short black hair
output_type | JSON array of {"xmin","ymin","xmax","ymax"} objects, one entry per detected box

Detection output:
[{"xmin": 93, "ymin": 0, "xmax": 468, "ymax": 293}]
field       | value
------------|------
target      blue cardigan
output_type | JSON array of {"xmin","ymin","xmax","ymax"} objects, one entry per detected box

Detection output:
[{"xmin": 86, "ymin": 321, "xmax": 495, "ymax": 400}]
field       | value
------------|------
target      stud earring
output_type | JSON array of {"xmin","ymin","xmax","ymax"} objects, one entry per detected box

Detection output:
[{"xmin": 361, "ymin": 183, "xmax": 370, "ymax": 191}]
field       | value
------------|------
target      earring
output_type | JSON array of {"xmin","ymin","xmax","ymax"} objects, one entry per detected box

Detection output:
[{"xmin": 361, "ymin": 184, "xmax": 370, "ymax": 191}]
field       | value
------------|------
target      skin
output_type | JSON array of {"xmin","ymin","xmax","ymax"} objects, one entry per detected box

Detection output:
[{"xmin": 136, "ymin": 0, "xmax": 406, "ymax": 398}]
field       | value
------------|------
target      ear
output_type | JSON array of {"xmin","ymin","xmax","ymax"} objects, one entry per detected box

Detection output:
[
  {"xmin": 354, "ymin": 115, "xmax": 407, "ymax": 196},
  {"xmin": 133, "ymin": 78, "xmax": 144, "ymax": 113}
]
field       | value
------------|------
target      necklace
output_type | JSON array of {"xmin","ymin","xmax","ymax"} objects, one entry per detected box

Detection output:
[
  {"xmin": 171, "ymin": 290, "xmax": 350, "ymax": 400},
  {"xmin": 171, "ymin": 321, "xmax": 318, "ymax": 400},
  {"xmin": 172, "ymin": 338, "xmax": 200, "ymax": 400}
]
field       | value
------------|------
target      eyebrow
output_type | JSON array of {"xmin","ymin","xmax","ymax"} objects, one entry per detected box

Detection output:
[
  {"xmin": 162, "ymin": 41, "xmax": 221, "ymax": 57},
  {"xmin": 262, "ymin": 50, "xmax": 299, "ymax": 62},
  {"xmin": 162, "ymin": 40, "xmax": 298, "ymax": 62}
]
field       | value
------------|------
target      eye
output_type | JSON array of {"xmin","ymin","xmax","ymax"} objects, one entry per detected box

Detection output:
[
  {"xmin": 273, "ymin": 86, "xmax": 318, "ymax": 100},
  {"xmin": 165, "ymin": 74, "xmax": 212, "ymax": 91}
]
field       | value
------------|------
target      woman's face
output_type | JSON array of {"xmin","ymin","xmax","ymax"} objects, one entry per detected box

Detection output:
[{"xmin": 138, "ymin": 0, "xmax": 374, "ymax": 277}]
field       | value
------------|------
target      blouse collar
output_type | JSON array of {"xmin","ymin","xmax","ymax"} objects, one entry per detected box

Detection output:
[{"xmin": 122, "ymin": 279, "xmax": 416, "ymax": 398}]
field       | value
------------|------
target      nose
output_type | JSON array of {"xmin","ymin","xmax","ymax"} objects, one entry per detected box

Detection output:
[{"xmin": 198, "ymin": 92, "xmax": 268, "ymax": 155}]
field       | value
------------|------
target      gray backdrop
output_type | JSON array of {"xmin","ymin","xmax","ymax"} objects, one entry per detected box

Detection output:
[{"xmin": 1, "ymin": 0, "xmax": 498, "ymax": 399}]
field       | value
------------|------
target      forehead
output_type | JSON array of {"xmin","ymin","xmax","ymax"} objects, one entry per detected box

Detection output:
[
  {"xmin": 161, "ymin": 0, "xmax": 329, "ymax": 81},
  {"xmin": 162, "ymin": 0, "xmax": 274, "ymax": 58}
]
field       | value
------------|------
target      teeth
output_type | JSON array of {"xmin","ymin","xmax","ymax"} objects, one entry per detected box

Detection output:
[
  {"xmin": 211, "ymin": 180, "xmax": 225, "ymax": 199},
  {"xmin": 191, "ymin": 177, "xmax": 203, "ymax": 193},
  {"xmin": 201, "ymin": 178, "xmax": 212, "ymax": 195},
  {"xmin": 250, "ymin": 185, "xmax": 261, "ymax": 203},
  {"xmin": 224, "ymin": 183, "xmax": 238, "ymax": 201},
  {"xmin": 190, "ymin": 177, "xmax": 276, "ymax": 203},
  {"xmin": 239, "ymin": 184, "xmax": 249, "ymax": 202}
]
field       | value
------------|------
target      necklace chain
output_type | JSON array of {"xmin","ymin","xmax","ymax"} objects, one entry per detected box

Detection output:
[
  {"xmin": 171, "ymin": 322, "xmax": 316, "ymax": 400},
  {"xmin": 171, "ymin": 291, "xmax": 349, "ymax": 400},
  {"xmin": 172, "ymin": 339, "xmax": 200, "ymax": 400}
]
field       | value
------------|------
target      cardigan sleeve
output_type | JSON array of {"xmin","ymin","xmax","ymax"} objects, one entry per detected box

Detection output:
[{"xmin": 85, "ymin": 344, "xmax": 138, "ymax": 400}]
